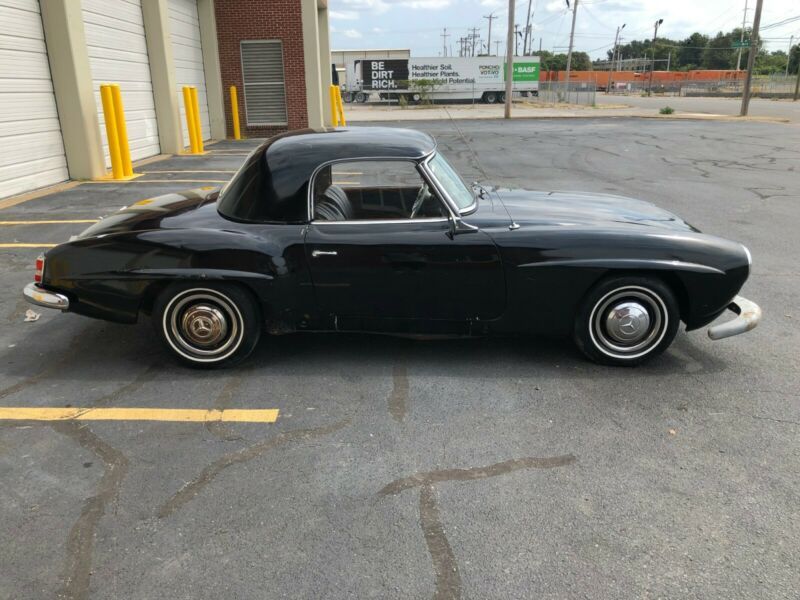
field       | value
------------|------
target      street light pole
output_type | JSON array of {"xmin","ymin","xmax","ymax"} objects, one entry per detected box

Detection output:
[
  {"xmin": 504, "ymin": 0, "xmax": 515, "ymax": 118},
  {"xmin": 606, "ymin": 23, "xmax": 625, "ymax": 94},
  {"xmin": 647, "ymin": 18, "xmax": 663, "ymax": 97},
  {"xmin": 786, "ymin": 35, "xmax": 794, "ymax": 78},
  {"xmin": 740, "ymin": 0, "xmax": 763, "ymax": 116}
]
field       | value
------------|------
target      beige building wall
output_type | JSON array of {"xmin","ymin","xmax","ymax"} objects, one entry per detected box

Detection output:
[{"xmin": 39, "ymin": 0, "xmax": 105, "ymax": 180}]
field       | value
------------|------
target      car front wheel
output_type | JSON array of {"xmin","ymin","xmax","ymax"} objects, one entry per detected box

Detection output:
[
  {"xmin": 153, "ymin": 283, "xmax": 261, "ymax": 368},
  {"xmin": 573, "ymin": 276, "xmax": 679, "ymax": 366}
]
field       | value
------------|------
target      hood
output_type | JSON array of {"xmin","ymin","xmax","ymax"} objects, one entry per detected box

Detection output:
[
  {"xmin": 494, "ymin": 188, "xmax": 699, "ymax": 232},
  {"xmin": 75, "ymin": 187, "xmax": 222, "ymax": 239}
]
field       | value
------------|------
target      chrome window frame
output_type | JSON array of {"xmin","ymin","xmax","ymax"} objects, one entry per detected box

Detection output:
[
  {"xmin": 306, "ymin": 154, "xmax": 456, "ymax": 226},
  {"xmin": 423, "ymin": 152, "xmax": 477, "ymax": 215}
]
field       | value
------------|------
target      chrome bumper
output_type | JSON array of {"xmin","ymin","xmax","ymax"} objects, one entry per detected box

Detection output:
[
  {"xmin": 23, "ymin": 282, "xmax": 69, "ymax": 311},
  {"xmin": 707, "ymin": 295, "xmax": 761, "ymax": 340}
]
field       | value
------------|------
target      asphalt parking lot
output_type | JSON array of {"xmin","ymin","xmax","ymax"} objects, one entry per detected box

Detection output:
[{"xmin": 1, "ymin": 118, "xmax": 799, "ymax": 599}]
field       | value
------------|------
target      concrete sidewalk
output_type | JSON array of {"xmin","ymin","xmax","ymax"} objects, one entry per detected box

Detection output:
[{"xmin": 345, "ymin": 98, "xmax": 795, "ymax": 123}]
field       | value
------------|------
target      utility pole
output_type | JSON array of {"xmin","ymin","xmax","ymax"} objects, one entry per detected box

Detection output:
[
  {"xmin": 736, "ymin": 0, "xmax": 749, "ymax": 70},
  {"xmin": 647, "ymin": 18, "xmax": 663, "ymax": 96},
  {"xmin": 441, "ymin": 28, "xmax": 449, "ymax": 57},
  {"xmin": 786, "ymin": 35, "xmax": 794, "ymax": 77},
  {"xmin": 504, "ymin": 0, "xmax": 515, "ymax": 119},
  {"xmin": 564, "ymin": 0, "xmax": 579, "ymax": 101},
  {"xmin": 606, "ymin": 23, "xmax": 625, "ymax": 94},
  {"xmin": 523, "ymin": 0, "xmax": 533, "ymax": 55},
  {"xmin": 484, "ymin": 13, "xmax": 497, "ymax": 56},
  {"xmin": 495, "ymin": 40, "xmax": 502, "ymax": 56},
  {"xmin": 514, "ymin": 24, "xmax": 521, "ymax": 56},
  {"xmin": 794, "ymin": 64, "xmax": 800, "ymax": 101},
  {"xmin": 740, "ymin": 0, "xmax": 763, "ymax": 116},
  {"xmin": 465, "ymin": 27, "xmax": 479, "ymax": 57}
]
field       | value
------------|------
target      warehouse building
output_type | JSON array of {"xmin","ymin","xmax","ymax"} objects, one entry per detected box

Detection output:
[{"xmin": 0, "ymin": 0, "xmax": 332, "ymax": 200}]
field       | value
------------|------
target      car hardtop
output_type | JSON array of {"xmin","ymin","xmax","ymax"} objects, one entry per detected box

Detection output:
[{"xmin": 218, "ymin": 127, "xmax": 438, "ymax": 224}]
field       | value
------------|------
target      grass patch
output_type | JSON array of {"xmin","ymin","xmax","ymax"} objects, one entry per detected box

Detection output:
[{"xmin": 659, "ymin": 106, "xmax": 675, "ymax": 115}]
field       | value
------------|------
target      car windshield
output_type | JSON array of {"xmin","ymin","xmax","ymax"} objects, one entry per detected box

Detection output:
[{"xmin": 428, "ymin": 152, "xmax": 475, "ymax": 211}]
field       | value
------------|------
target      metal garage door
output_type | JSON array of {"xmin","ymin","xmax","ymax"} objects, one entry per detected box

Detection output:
[
  {"xmin": 0, "ymin": 0, "xmax": 68, "ymax": 199},
  {"xmin": 168, "ymin": 0, "xmax": 211, "ymax": 146},
  {"xmin": 82, "ymin": 0, "xmax": 160, "ymax": 166}
]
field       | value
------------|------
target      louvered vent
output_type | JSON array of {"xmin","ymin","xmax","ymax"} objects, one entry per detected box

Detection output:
[{"xmin": 241, "ymin": 40, "xmax": 287, "ymax": 126}]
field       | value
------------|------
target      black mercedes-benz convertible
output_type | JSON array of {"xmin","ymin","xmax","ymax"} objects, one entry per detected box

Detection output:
[{"xmin": 24, "ymin": 127, "xmax": 760, "ymax": 367}]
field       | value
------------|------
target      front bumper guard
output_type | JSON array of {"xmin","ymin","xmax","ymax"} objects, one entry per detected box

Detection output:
[
  {"xmin": 23, "ymin": 282, "xmax": 69, "ymax": 311},
  {"xmin": 707, "ymin": 295, "xmax": 761, "ymax": 340}
]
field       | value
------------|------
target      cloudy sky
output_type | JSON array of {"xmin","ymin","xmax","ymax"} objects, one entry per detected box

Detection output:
[{"xmin": 329, "ymin": 0, "xmax": 799, "ymax": 60}]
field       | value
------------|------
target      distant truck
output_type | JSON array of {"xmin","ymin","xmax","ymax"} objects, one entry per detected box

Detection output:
[{"xmin": 341, "ymin": 56, "xmax": 540, "ymax": 104}]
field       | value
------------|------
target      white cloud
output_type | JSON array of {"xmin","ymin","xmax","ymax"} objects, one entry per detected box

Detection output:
[
  {"xmin": 546, "ymin": 0, "xmax": 567, "ymax": 13},
  {"xmin": 343, "ymin": 29, "xmax": 363, "ymax": 38},
  {"xmin": 330, "ymin": 10, "xmax": 359, "ymax": 20}
]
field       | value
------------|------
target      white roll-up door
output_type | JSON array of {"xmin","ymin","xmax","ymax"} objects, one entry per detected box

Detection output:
[
  {"xmin": 82, "ymin": 0, "xmax": 160, "ymax": 166},
  {"xmin": 168, "ymin": 0, "xmax": 211, "ymax": 146},
  {"xmin": 0, "ymin": 0, "xmax": 68, "ymax": 199}
]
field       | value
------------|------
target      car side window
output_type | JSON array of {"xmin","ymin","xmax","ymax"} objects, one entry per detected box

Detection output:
[{"xmin": 313, "ymin": 160, "xmax": 446, "ymax": 222}]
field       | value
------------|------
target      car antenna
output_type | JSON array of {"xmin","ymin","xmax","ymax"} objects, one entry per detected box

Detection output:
[{"xmin": 442, "ymin": 107, "xmax": 519, "ymax": 231}]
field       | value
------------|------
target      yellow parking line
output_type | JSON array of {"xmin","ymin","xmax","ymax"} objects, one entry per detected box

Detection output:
[
  {"xmin": 0, "ymin": 407, "xmax": 280, "ymax": 423},
  {"xmin": 0, "ymin": 243, "xmax": 57, "ymax": 248},
  {"xmin": 81, "ymin": 179, "xmax": 228, "ymax": 184},
  {"xmin": 0, "ymin": 220, "xmax": 98, "ymax": 225},
  {"xmin": 143, "ymin": 170, "xmax": 237, "ymax": 174}
]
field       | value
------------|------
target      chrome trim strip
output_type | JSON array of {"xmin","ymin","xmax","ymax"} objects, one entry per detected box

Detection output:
[
  {"xmin": 517, "ymin": 258, "xmax": 726, "ymax": 275},
  {"xmin": 707, "ymin": 295, "xmax": 761, "ymax": 340},
  {"xmin": 312, "ymin": 217, "xmax": 449, "ymax": 226},
  {"xmin": 23, "ymin": 283, "xmax": 69, "ymax": 311}
]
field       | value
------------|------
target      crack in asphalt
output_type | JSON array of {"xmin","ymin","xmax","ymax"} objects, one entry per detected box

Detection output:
[
  {"xmin": 52, "ymin": 421, "xmax": 129, "ymax": 600},
  {"xmin": 379, "ymin": 454, "xmax": 576, "ymax": 600},
  {"xmin": 205, "ymin": 372, "xmax": 248, "ymax": 442},
  {"xmin": 419, "ymin": 484, "xmax": 461, "ymax": 600},
  {"xmin": 388, "ymin": 365, "xmax": 409, "ymax": 423},
  {"xmin": 2, "ymin": 363, "xmax": 158, "ymax": 599},
  {"xmin": 157, "ymin": 419, "xmax": 351, "ymax": 519},
  {"xmin": 379, "ymin": 455, "xmax": 576, "ymax": 496}
]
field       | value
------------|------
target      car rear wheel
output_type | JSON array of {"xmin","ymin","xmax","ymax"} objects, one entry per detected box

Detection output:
[
  {"xmin": 573, "ymin": 276, "xmax": 679, "ymax": 366},
  {"xmin": 153, "ymin": 283, "xmax": 260, "ymax": 368}
]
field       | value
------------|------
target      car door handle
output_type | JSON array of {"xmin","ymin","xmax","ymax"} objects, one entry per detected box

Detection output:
[{"xmin": 311, "ymin": 250, "xmax": 338, "ymax": 257}]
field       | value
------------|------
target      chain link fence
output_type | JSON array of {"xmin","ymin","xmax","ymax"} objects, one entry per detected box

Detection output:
[
  {"xmin": 605, "ymin": 75, "xmax": 798, "ymax": 99},
  {"xmin": 529, "ymin": 82, "xmax": 597, "ymax": 106}
]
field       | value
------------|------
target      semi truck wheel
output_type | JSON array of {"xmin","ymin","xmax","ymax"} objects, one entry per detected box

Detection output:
[
  {"xmin": 355, "ymin": 92, "xmax": 368, "ymax": 103},
  {"xmin": 484, "ymin": 92, "xmax": 498, "ymax": 104}
]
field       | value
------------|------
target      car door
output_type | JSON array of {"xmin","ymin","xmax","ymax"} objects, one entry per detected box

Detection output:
[{"xmin": 304, "ymin": 159, "xmax": 505, "ymax": 327}]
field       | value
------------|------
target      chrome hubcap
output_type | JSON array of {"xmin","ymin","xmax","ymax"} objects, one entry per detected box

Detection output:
[
  {"xmin": 165, "ymin": 289, "xmax": 243, "ymax": 360},
  {"xmin": 605, "ymin": 301, "xmax": 651, "ymax": 344},
  {"xmin": 181, "ymin": 304, "xmax": 228, "ymax": 347},
  {"xmin": 590, "ymin": 287, "xmax": 668, "ymax": 358}
]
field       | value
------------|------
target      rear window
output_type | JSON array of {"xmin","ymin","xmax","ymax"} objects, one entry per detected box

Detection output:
[{"xmin": 217, "ymin": 148, "xmax": 306, "ymax": 223}]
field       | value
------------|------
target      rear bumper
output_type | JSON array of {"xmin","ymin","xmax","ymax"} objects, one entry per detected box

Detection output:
[
  {"xmin": 707, "ymin": 295, "xmax": 761, "ymax": 340},
  {"xmin": 23, "ymin": 283, "xmax": 69, "ymax": 311}
]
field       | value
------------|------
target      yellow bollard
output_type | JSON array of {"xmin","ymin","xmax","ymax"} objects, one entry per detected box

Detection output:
[
  {"xmin": 182, "ymin": 86, "xmax": 199, "ymax": 153},
  {"xmin": 190, "ymin": 86, "xmax": 204, "ymax": 153},
  {"xmin": 110, "ymin": 84, "xmax": 133, "ymax": 176},
  {"xmin": 335, "ymin": 86, "xmax": 346, "ymax": 127},
  {"xmin": 99, "ymin": 84, "xmax": 124, "ymax": 179},
  {"xmin": 229, "ymin": 86, "xmax": 241, "ymax": 140},
  {"xmin": 329, "ymin": 85, "xmax": 340, "ymax": 127}
]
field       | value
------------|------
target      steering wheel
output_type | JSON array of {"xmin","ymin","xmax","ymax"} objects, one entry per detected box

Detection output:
[{"xmin": 411, "ymin": 183, "xmax": 431, "ymax": 219}]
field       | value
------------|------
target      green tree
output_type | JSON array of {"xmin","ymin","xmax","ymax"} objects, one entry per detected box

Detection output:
[
  {"xmin": 677, "ymin": 33, "xmax": 709, "ymax": 70},
  {"xmin": 789, "ymin": 44, "xmax": 800, "ymax": 75},
  {"xmin": 702, "ymin": 30, "xmax": 737, "ymax": 69}
]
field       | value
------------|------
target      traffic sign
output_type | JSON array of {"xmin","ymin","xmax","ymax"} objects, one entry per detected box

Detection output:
[{"xmin": 732, "ymin": 40, "xmax": 750, "ymax": 48}]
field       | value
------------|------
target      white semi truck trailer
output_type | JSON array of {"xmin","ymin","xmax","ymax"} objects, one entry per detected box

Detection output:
[{"xmin": 341, "ymin": 56, "xmax": 540, "ymax": 104}]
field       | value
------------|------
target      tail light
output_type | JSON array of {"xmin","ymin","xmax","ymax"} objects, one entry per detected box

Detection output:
[{"xmin": 34, "ymin": 254, "xmax": 44, "ymax": 284}]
